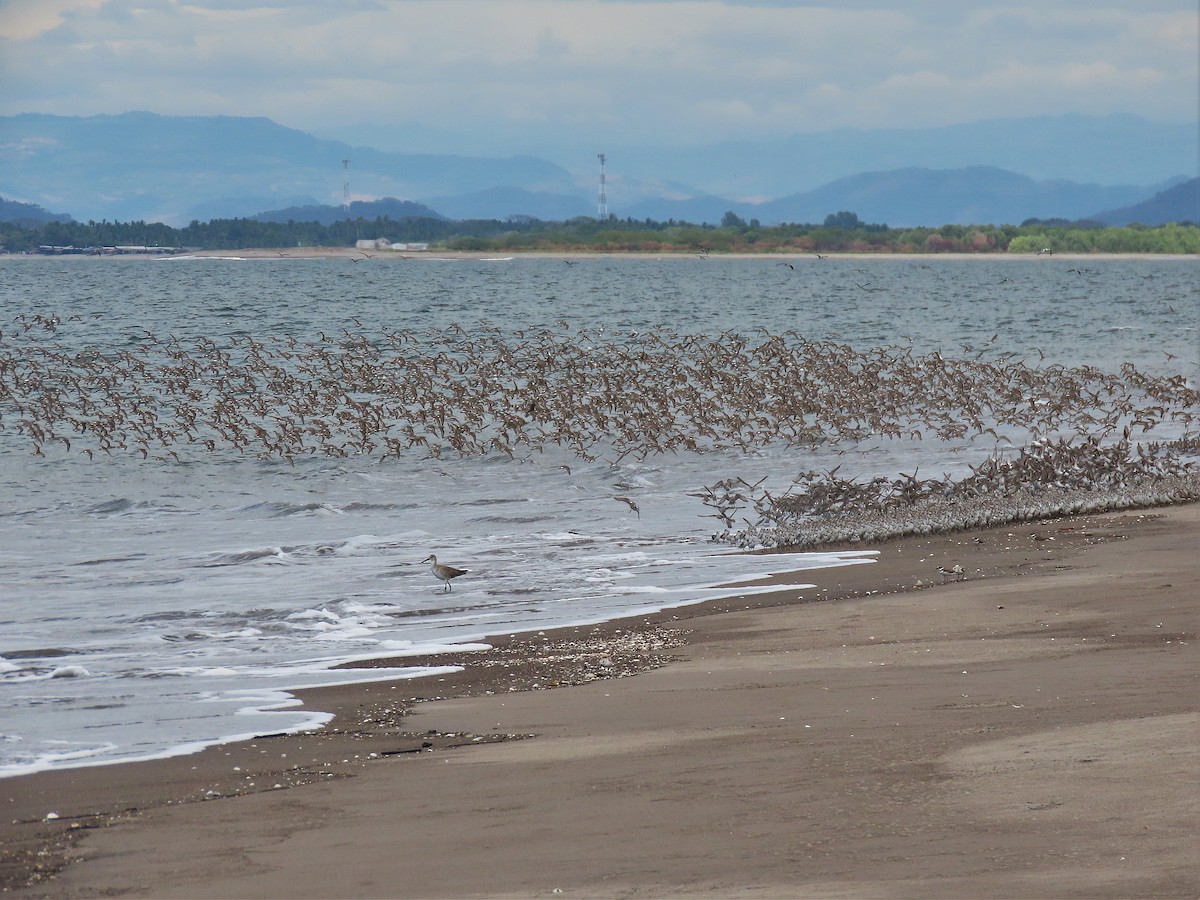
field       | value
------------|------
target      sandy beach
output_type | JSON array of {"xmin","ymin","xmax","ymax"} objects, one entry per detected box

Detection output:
[{"xmin": 3, "ymin": 502, "xmax": 1196, "ymax": 898}]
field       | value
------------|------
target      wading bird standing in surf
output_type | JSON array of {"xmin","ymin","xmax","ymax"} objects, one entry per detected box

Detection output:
[{"xmin": 422, "ymin": 554, "xmax": 468, "ymax": 591}]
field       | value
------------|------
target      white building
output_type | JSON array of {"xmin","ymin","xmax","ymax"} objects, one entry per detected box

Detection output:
[{"xmin": 355, "ymin": 237, "xmax": 392, "ymax": 250}]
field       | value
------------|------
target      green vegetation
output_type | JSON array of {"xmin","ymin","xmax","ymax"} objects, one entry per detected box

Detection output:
[
  {"xmin": 2, "ymin": 211, "xmax": 1196, "ymax": 255},
  {"xmin": 1006, "ymin": 222, "xmax": 1199, "ymax": 254}
]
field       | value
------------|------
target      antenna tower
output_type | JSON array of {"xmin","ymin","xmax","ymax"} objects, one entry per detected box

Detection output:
[
  {"xmin": 342, "ymin": 159, "xmax": 351, "ymax": 217},
  {"xmin": 597, "ymin": 153, "xmax": 608, "ymax": 219}
]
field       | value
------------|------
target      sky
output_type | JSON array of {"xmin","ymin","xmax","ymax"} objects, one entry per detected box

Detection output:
[{"xmin": 1, "ymin": 0, "xmax": 1197, "ymax": 157}]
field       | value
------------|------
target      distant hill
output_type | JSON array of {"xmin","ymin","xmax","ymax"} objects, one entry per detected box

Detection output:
[
  {"xmin": 622, "ymin": 167, "xmax": 1181, "ymax": 228},
  {"xmin": 749, "ymin": 167, "xmax": 1179, "ymax": 228},
  {"xmin": 608, "ymin": 114, "xmax": 1198, "ymax": 205},
  {"xmin": 0, "ymin": 112, "xmax": 1193, "ymax": 228},
  {"xmin": 0, "ymin": 196, "xmax": 72, "ymax": 225},
  {"xmin": 426, "ymin": 187, "xmax": 591, "ymax": 221},
  {"xmin": 621, "ymin": 191, "xmax": 746, "ymax": 226},
  {"xmin": 1090, "ymin": 177, "xmax": 1199, "ymax": 226},
  {"xmin": 186, "ymin": 195, "xmax": 319, "ymax": 223},
  {"xmin": 0, "ymin": 112, "xmax": 585, "ymax": 226},
  {"xmin": 255, "ymin": 197, "xmax": 445, "ymax": 226}
]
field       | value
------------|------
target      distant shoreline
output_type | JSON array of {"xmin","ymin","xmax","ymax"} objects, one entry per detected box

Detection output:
[{"xmin": 3, "ymin": 247, "xmax": 1196, "ymax": 261}]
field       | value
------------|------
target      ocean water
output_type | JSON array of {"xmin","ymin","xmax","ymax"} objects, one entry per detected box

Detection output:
[{"xmin": 1, "ymin": 253, "xmax": 1196, "ymax": 777}]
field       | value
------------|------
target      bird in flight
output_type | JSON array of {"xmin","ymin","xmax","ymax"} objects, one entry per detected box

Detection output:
[{"xmin": 613, "ymin": 496, "xmax": 641, "ymax": 518}]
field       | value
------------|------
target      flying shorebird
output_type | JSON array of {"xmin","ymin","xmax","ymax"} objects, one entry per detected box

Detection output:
[
  {"xmin": 422, "ymin": 554, "xmax": 468, "ymax": 591},
  {"xmin": 613, "ymin": 495, "xmax": 641, "ymax": 518}
]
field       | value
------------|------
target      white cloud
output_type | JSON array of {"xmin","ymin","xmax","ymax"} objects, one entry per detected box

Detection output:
[
  {"xmin": 0, "ymin": 0, "xmax": 1195, "ymax": 151},
  {"xmin": 0, "ymin": 0, "xmax": 105, "ymax": 40}
]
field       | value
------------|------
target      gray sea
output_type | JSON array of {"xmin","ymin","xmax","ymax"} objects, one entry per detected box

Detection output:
[{"xmin": 1, "ymin": 253, "xmax": 1196, "ymax": 777}]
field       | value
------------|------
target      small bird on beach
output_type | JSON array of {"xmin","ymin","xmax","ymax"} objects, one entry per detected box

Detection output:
[
  {"xmin": 422, "ymin": 554, "xmax": 468, "ymax": 591},
  {"xmin": 937, "ymin": 564, "xmax": 966, "ymax": 582}
]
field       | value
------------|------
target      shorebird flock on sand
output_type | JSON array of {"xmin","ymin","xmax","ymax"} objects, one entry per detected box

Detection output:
[
  {"xmin": 2, "ymin": 316, "xmax": 1196, "ymax": 549},
  {"xmin": 708, "ymin": 431, "xmax": 1200, "ymax": 548}
]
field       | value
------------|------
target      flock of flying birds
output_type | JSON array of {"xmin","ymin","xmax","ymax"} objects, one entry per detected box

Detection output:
[{"xmin": 1, "ymin": 313, "xmax": 1196, "ymax": 554}]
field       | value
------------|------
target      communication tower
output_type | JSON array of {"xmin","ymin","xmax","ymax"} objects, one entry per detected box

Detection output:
[
  {"xmin": 597, "ymin": 153, "xmax": 608, "ymax": 219},
  {"xmin": 342, "ymin": 159, "xmax": 351, "ymax": 217}
]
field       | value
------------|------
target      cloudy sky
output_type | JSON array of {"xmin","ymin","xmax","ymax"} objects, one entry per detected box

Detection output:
[{"xmin": 2, "ymin": 0, "xmax": 1196, "ymax": 156}]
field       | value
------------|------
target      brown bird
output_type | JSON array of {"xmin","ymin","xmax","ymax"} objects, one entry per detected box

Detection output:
[
  {"xmin": 613, "ymin": 495, "xmax": 641, "ymax": 517},
  {"xmin": 422, "ymin": 554, "xmax": 468, "ymax": 591}
]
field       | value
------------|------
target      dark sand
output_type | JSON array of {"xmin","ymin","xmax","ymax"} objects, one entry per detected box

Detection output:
[{"xmin": 3, "ymin": 504, "xmax": 1197, "ymax": 899}]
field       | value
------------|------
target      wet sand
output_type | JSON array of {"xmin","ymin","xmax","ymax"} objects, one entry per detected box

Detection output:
[{"xmin": 3, "ymin": 503, "xmax": 1197, "ymax": 898}]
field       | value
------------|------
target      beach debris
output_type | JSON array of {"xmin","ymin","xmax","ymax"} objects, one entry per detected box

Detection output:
[{"xmin": 398, "ymin": 625, "xmax": 687, "ymax": 693}]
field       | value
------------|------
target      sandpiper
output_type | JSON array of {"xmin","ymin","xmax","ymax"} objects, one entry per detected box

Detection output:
[
  {"xmin": 613, "ymin": 496, "xmax": 641, "ymax": 518},
  {"xmin": 936, "ymin": 564, "xmax": 966, "ymax": 582},
  {"xmin": 422, "ymin": 554, "xmax": 468, "ymax": 591}
]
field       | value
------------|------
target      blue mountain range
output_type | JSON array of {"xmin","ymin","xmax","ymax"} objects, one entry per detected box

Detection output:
[{"xmin": 0, "ymin": 112, "xmax": 1195, "ymax": 227}]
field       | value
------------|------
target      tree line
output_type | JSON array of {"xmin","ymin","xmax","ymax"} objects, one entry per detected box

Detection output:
[{"xmin": 2, "ymin": 210, "xmax": 1196, "ymax": 255}]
